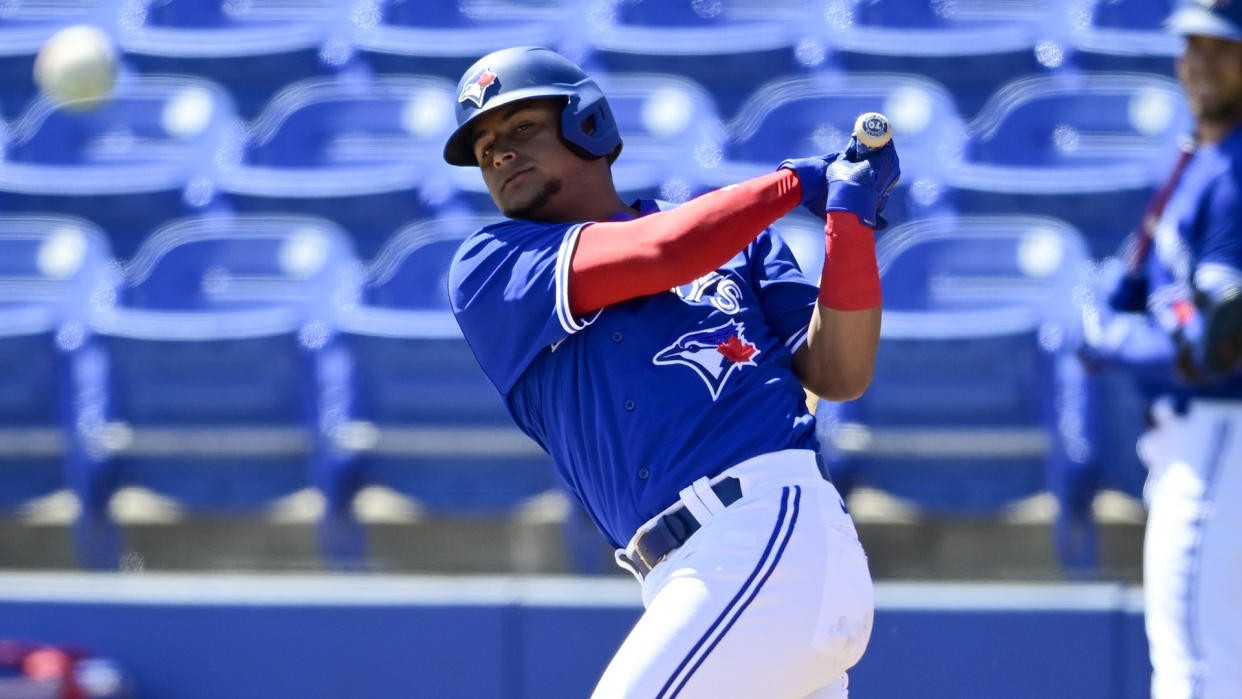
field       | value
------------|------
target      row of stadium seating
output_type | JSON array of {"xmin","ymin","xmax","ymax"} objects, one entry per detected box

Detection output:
[
  {"xmin": 0, "ymin": 210, "xmax": 1146, "ymax": 573},
  {"xmin": 0, "ymin": 65, "xmax": 1190, "ymax": 260},
  {"xmin": 0, "ymin": 0, "xmax": 1183, "ymax": 121}
]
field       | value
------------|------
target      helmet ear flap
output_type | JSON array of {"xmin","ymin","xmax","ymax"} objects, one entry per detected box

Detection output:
[{"xmin": 560, "ymin": 92, "xmax": 622, "ymax": 162}]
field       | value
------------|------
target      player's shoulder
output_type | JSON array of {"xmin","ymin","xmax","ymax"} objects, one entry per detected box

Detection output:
[{"xmin": 453, "ymin": 218, "xmax": 574, "ymax": 262}]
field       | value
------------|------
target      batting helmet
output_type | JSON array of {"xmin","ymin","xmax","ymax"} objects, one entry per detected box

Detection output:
[{"xmin": 442, "ymin": 46, "xmax": 622, "ymax": 167}]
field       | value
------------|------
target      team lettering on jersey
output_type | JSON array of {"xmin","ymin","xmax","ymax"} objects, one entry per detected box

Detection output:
[
  {"xmin": 672, "ymin": 271, "xmax": 744, "ymax": 314},
  {"xmin": 653, "ymin": 319, "xmax": 760, "ymax": 400}
]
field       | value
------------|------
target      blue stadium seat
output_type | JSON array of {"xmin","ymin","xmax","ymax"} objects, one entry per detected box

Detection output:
[
  {"xmin": 112, "ymin": 0, "xmax": 344, "ymax": 119},
  {"xmin": 0, "ymin": 74, "xmax": 241, "ymax": 259},
  {"xmin": 710, "ymin": 70, "xmax": 966, "ymax": 224},
  {"xmin": 0, "ymin": 3, "xmax": 106, "ymax": 121},
  {"xmin": 217, "ymin": 74, "xmax": 459, "ymax": 258},
  {"xmin": 1056, "ymin": 0, "xmax": 1179, "ymax": 73},
  {"xmin": 583, "ymin": 0, "xmax": 809, "ymax": 118},
  {"xmin": 946, "ymin": 72, "xmax": 1191, "ymax": 258},
  {"xmin": 0, "ymin": 215, "xmax": 117, "ymax": 567},
  {"xmin": 82, "ymin": 214, "xmax": 362, "ymax": 568},
  {"xmin": 816, "ymin": 215, "xmax": 1101, "ymax": 573},
  {"xmin": 349, "ymin": 0, "xmax": 568, "ymax": 83},
  {"xmin": 820, "ymin": 0, "xmax": 1056, "ymax": 119},
  {"xmin": 336, "ymin": 216, "xmax": 558, "ymax": 524}
]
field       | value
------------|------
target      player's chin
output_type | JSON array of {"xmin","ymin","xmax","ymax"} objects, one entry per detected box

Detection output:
[{"xmin": 500, "ymin": 179, "xmax": 562, "ymax": 221}]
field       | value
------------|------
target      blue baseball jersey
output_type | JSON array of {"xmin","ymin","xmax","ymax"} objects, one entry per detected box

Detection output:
[
  {"xmin": 449, "ymin": 199, "xmax": 821, "ymax": 547},
  {"xmin": 1100, "ymin": 125, "xmax": 1242, "ymax": 400}
]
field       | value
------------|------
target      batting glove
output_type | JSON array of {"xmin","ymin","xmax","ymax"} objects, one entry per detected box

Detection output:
[
  {"xmin": 825, "ymin": 137, "xmax": 900, "ymax": 229},
  {"xmin": 779, "ymin": 137, "xmax": 900, "ymax": 229},
  {"xmin": 778, "ymin": 151, "xmax": 839, "ymax": 221}
]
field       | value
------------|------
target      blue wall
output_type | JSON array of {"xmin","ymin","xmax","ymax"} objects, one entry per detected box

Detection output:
[{"xmin": 0, "ymin": 575, "xmax": 1149, "ymax": 699}]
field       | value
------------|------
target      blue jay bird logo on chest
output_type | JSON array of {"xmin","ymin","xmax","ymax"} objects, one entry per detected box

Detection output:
[{"xmin": 653, "ymin": 320, "xmax": 760, "ymax": 400}]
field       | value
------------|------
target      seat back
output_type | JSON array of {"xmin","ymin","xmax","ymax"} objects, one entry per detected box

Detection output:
[
  {"xmin": 90, "ymin": 214, "xmax": 360, "ymax": 511},
  {"xmin": 114, "ymin": 0, "xmax": 340, "ymax": 118},
  {"xmin": 0, "ymin": 216, "xmax": 115, "ymax": 508},
  {"xmin": 340, "ymin": 216, "xmax": 557, "ymax": 513},
  {"xmin": 220, "ymin": 75, "xmax": 459, "ymax": 257},
  {"xmin": 819, "ymin": 215, "xmax": 1092, "ymax": 513},
  {"xmin": 949, "ymin": 72, "xmax": 1190, "ymax": 255},
  {"xmin": 0, "ymin": 75, "xmax": 241, "ymax": 257}
]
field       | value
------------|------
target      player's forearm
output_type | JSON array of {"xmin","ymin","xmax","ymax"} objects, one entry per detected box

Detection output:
[
  {"xmin": 795, "ymin": 211, "xmax": 882, "ymax": 400},
  {"xmin": 796, "ymin": 304, "xmax": 881, "ymax": 401},
  {"xmin": 568, "ymin": 169, "xmax": 800, "ymax": 315}
]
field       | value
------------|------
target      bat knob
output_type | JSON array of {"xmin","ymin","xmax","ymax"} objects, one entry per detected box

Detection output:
[{"xmin": 853, "ymin": 112, "xmax": 891, "ymax": 150}]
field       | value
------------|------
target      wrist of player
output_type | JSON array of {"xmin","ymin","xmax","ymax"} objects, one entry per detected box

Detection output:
[
  {"xmin": 818, "ymin": 211, "xmax": 881, "ymax": 311},
  {"xmin": 777, "ymin": 154, "xmax": 837, "ymax": 219},
  {"xmin": 825, "ymin": 180, "xmax": 879, "ymax": 229}
]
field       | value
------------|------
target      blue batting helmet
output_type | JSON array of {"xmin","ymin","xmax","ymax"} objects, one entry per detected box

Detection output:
[{"xmin": 442, "ymin": 46, "xmax": 622, "ymax": 167}]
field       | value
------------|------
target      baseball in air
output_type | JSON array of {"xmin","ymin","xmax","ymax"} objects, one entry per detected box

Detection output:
[
  {"xmin": 33, "ymin": 24, "xmax": 118, "ymax": 108},
  {"xmin": 853, "ymin": 112, "xmax": 891, "ymax": 149}
]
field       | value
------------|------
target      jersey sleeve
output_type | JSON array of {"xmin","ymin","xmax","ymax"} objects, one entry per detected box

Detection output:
[
  {"xmin": 1194, "ymin": 167, "xmax": 1242, "ymax": 300},
  {"xmin": 748, "ymin": 228, "xmax": 819, "ymax": 352},
  {"xmin": 448, "ymin": 220, "xmax": 601, "ymax": 395}
]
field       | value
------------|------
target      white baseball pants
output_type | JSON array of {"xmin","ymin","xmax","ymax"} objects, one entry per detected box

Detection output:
[
  {"xmin": 593, "ymin": 449, "xmax": 874, "ymax": 699},
  {"xmin": 1140, "ymin": 398, "xmax": 1242, "ymax": 699}
]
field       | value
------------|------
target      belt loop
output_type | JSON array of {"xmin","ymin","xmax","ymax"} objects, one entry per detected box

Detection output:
[
  {"xmin": 678, "ymin": 477, "xmax": 716, "ymax": 525},
  {"xmin": 691, "ymin": 478, "xmax": 727, "ymax": 515}
]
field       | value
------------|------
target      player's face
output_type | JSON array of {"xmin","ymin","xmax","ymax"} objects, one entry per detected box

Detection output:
[
  {"xmin": 471, "ymin": 99, "xmax": 581, "ymax": 221},
  {"xmin": 1178, "ymin": 34, "xmax": 1242, "ymax": 127}
]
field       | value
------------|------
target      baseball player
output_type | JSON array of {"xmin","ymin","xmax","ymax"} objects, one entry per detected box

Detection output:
[
  {"xmin": 444, "ymin": 47, "xmax": 898, "ymax": 698},
  {"xmin": 1081, "ymin": 1, "xmax": 1242, "ymax": 696}
]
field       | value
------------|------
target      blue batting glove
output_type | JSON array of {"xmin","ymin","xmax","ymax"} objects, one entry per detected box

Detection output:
[
  {"xmin": 825, "ymin": 136, "xmax": 901, "ymax": 229},
  {"xmin": 777, "ymin": 151, "xmax": 840, "ymax": 220}
]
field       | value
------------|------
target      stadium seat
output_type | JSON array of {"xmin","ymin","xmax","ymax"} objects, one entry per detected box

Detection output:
[
  {"xmin": 582, "ymin": 0, "xmax": 809, "ymax": 118},
  {"xmin": 946, "ymin": 71, "xmax": 1192, "ymax": 258},
  {"xmin": 710, "ymin": 70, "xmax": 966, "ymax": 224},
  {"xmin": 0, "ymin": 2, "xmax": 106, "ymax": 121},
  {"xmin": 0, "ymin": 74, "xmax": 241, "ymax": 259},
  {"xmin": 112, "ymin": 0, "xmax": 344, "ymax": 119},
  {"xmin": 820, "ymin": 0, "xmax": 1056, "ymax": 119},
  {"xmin": 217, "ymin": 74, "xmax": 460, "ymax": 258},
  {"xmin": 349, "ymin": 0, "xmax": 568, "ymax": 83},
  {"xmin": 0, "ymin": 215, "xmax": 117, "ymax": 567},
  {"xmin": 335, "ymin": 216, "xmax": 558, "ymax": 530},
  {"xmin": 816, "ymin": 215, "xmax": 1102, "ymax": 573},
  {"xmin": 1056, "ymin": 0, "xmax": 1180, "ymax": 74},
  {"xmin": 82, "ymin": 214, "xmax": 363, "ymax": 569}
]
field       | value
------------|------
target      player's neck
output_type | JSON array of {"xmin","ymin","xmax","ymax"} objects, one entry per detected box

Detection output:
[{"xmin": 1197, "ymin": 113, "xmax": 1242, "ymax": 144}]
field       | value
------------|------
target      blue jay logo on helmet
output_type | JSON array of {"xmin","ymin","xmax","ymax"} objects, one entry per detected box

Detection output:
[
  {"xmin": 458, "ymin": 68, "xmax": 500, "ymax": 108},
  {"xmin": 653, "ymin": 320, "xmax": 760, "ymax": 401}
]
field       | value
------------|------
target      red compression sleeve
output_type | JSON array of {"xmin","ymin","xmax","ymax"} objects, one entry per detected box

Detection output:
[
  {"xmin": 568, "ymin": 169, "xmax": 800, "ymax": 315},
  {"xmin": 819, "ymin": 212, "xmax": 881, "ymax": 311}
]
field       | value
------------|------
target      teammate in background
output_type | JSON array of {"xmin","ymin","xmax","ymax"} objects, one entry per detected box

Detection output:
[
  {"xmin": 445, "ymin": 47, "xmax": 898, "ymax": 698},
  {"xmin": 1081, "ymin": 2, "xmax": 1242, "ymax": 696}
]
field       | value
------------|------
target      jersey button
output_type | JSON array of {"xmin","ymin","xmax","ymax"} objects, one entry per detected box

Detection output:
[
  {"xmin": 638, "ymin": 468, "xmax": 649, "ymax": 479},
  {"xmin": 624, "ymin": 399, "xmax": 636, "ymax": 411},
  {"xmin": 612, "ymin": 331, "xmax": 624, "ymax": 343}
]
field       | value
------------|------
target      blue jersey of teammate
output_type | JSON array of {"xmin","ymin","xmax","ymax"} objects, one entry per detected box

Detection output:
[
  {"xmin": 1096, "ymin": 125, "xmax": 1242, "ymax": 400},
  {"xmin": 449, "ymin": 199, "xmax": 820, "ymax": 547}
]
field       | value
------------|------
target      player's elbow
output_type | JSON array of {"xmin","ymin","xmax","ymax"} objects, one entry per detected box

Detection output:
[{"xmin": 804, "ymin": 367, "xmax": 874, "ymax": 402}]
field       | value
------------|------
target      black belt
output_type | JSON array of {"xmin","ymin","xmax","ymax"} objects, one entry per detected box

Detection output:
[{"xmin": 619, "ymin": 456, "xmax": 833, "ymax": 580}]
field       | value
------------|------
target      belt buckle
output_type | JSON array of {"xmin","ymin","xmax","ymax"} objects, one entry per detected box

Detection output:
[{"xmin": 631, "ymin": 529, "xmax": 666, "ymax": 572}]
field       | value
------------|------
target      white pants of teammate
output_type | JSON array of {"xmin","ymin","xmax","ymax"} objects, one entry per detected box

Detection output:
[
  {"xmin": 1140, "ymin": 398, "xmax": 1242, "ymax": 699},
  {"xmin": 593, "ymin": 449, "xmax": 874, "ymax": 699}
]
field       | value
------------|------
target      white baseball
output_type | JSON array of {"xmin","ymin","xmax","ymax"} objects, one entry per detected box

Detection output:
[
  {"xmin": 853, "ymin": 112, "xmax": 891, "ymax": 149},
  {"xmin": 33, "ymin": 24, "xmax": 118, "ymax": 109}
]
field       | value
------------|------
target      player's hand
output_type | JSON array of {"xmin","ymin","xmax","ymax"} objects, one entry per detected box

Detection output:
[
  {"xmin": 777, "ymin": 151, "xmax": 839, "ymax": 221},
  {"xmin": 825, "ymin": 137, "xmax": 900, "ymax": 229}
]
